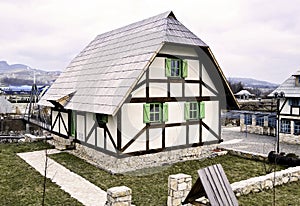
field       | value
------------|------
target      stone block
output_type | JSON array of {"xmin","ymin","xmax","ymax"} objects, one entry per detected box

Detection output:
[
  {"xmin": 178, "ymin": 182, "xmax": 187, "ymax": 191},
  {"xmin": 107, "ymin": 186, "xmax": 132, "ymax": 198}
]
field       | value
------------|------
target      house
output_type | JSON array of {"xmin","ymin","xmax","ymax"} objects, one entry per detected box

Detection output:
[
  {"xmin": 39, "ymin": 11, "xmax": 238, "ymax": 159},
  {"xmin": 269, "ymin": 70, "xmax": 300, "ymax": 144},
  {"xmin": 234, "ymin": 89, "xmax": 255, "ymax": 100}
]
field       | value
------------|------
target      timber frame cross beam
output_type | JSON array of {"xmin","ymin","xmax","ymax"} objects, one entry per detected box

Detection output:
[{"xmin": 183, "ymin": 164, "xmax": 238, "ymax": 206}]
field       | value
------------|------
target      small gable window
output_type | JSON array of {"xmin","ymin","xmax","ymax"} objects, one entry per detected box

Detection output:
[
  {"xmin": 185, "ymin": 102, "xmax": 205, "ymax": 120},
  {"xmin": 165, "ymin": 58, "xmax": 188, "ymax": 78},
  {"xmin": 143, "ymin": 103, "xmax": 168, "ymax": 123}
]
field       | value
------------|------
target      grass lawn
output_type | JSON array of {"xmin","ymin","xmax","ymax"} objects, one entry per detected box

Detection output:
[
  {"xmin": 50, "ymin": 152, "xmax": 289, "ymax": 205},
  {"xmin": 0, "ymin": 142, "xmax": 82, "ymax": 206}
]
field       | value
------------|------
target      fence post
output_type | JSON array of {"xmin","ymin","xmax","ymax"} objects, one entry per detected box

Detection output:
[
  {"xmin": 168, "ymin": 173, "xmax": 192, "ymax": 206},
  {"xmin": 106, "ymin": 186, "xmax": 131, "ymax": 206}
]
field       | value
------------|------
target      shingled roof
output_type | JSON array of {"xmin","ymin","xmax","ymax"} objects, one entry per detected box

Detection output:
[
  {"xmin": 39, "ymin": 11, "xmax": 236, "ymax": 115},
  {"xmin": 269, "ymin": 70, "xmax": 300, "ymax": 97}
]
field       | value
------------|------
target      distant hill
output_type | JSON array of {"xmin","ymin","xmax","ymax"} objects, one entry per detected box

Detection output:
[
  {"xmin": 0, "ymin": 61, "xmax": 60, "ymax": 86},
  {"xmin": 227, "ymin": 77, "xmax": 279, "ymax": 89}
]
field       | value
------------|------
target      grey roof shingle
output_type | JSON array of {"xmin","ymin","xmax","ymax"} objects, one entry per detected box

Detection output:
[
  {"xmin": 269, "ymin": 70, "xmax": 300, "ymax": 97},
  {"xmin": 39, "ymin": 11, "xmax": 210, "ymax": 115}
]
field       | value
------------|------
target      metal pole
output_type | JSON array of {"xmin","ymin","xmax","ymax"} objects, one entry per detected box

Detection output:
[{"xmin": 277, "ymin": 98, "xmax": 280, "ymax": 153}]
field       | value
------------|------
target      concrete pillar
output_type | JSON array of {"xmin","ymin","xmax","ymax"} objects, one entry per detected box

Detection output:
[
  {"xmin": 264, "ymin": 116, "xmax": 268, "ymax": 127},
  {"xmin": 106, "ymin": 186, "xmax": 131, "ymax": 206},
  {"xmin": 167, "ymin": 173, "xmax": 192, "ymax": 206},
  {"xmin": 252, "ymin": 115, "xmax": 256, "ymax": 126},
  {"xmin": 291, "ymin": 120, "xmax": 294, "ymax": 135},
  {"xmin": 240, "ymin": 114, "xmax": 245, "ymax": 132}
]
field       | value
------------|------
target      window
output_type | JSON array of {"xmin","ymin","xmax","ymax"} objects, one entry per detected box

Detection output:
[
  {"xmin": 280, "ymin": 119, "xmax": 291, "ymax": 134},
  {"xmin": 165, "ymin": 58, "xmax": 188, "ymax": 78},
  {"xmin": 244, "ymin": 114, "xmax": 252, "ymax": 125},
  {"xmin": 256, "ymin": 116, "xmax": 264, "ymax": 126},
  {"xmin": 96, "ymin": 113, "xmax": 108, "ymax": 127},
  {"xmin": 143, "ymin": 103, "xmax": 168, "ymax": 123},
  {"xmin": 289, "ymin": 98, "xmax": 300, "ymax": 106},
  {"xmin": 185, "ymin": 102, "xmax": 205, "ymax": 120},
  {"xmin": 294, "ymin": 121, "xmax": 300, "ymax": 135},
  {"xmin": 268, "ymin": 116, "xmax": 276, "ymax": 128}
]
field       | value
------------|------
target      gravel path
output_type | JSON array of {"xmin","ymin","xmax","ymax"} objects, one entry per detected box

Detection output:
[
  {"xmin": 18, "ymin": 149, "xmax": 107, "ymax": 206},
  {"xmin": 220, "ymin": 127, "xmax": 300, "ymax": 156}
]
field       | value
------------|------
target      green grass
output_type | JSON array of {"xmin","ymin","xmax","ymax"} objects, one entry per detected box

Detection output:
[
  {"xmin": 0, "ymin": 142, "xmax": 82, "ymax": 206},
  {"xmin": 50, "ymin": 152, "xmax": 288, "ymax": 205},
  {"xmin": 238, "ymin": 181, "xmax": 300, "ymax": 206}
]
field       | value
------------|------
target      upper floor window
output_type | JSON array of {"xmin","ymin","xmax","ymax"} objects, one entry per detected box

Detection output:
[
  {"xmin": 165, "ymin": 58, "xmax": 188, "ymax": 78},
  {"xmin": 288, "ymin": 98, "xmax": 300, "ymax": 106}
]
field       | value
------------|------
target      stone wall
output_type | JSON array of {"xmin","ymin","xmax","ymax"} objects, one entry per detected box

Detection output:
[
  {"xmin": 240, "ymin": 114, "xmax": 276, "ymax": 136},
  {"xmin": 231, "ymin": 166, "xmax": 300, "ymax": 197},
  {"xmin": 66, "ymin": 140, "xmax": 220, "ymax": 174},
  {"xmin": 281, "ymin": 133, "xmax": 300, "ymax": 145}
]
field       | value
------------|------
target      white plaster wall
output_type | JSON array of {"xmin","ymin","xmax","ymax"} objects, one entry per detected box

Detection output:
[
  {"xmin": 60, "ymin": 112, "xmax": 68, "ymax": 136},
  {"xmin": 86, "ymin": 112, "xmax": 95, "ymax": 145},
  {"xmin": 159, "ymin": 44, "xmax": 198, "ymax": 57},
  {"xmin": 185, "ymin": 60, "xmax": 199, "ymax": 80},
  {"xmin": 202, "ymin": 65, "xmax": 217, "ymax": 92},
  {"xmin": 96, "ymin": 127, "xmax": 105, "ymax": 148},
  {"xmin": 168, "ymin": 102, "xmax": 185, "ymax": 124},
  {"xmin": 203, "ymin": 101, "xmax": 219, "ymax": 133},
  {"xmin": 292, "ymin": 107, "xmax": 299, "ymax": 115},
  {"xmin": 121, "ymin": 103, "xmax": 145, "ymax": 147},
  {"xmin": 170, "ymin": 83, "xmax": 182, "ymax": 97},
  {"xmin": 149, "ymin": 83, "xmax": 168, "ymax": 97},
  {"xmin": 131, "ymin": 84, "xmax": 145, "ymax": 98},
  {"xmin": 52, "ymin": 110, "xmax": 59, "ymax": 133},
  {"xmin": 189, "ymin": 124, "xmax": 200, "ymax": 144},
  {"xmin": 124, "ymin": 132, "xmax": 146, "ymax": 153},
  {"xmin": 149, "ymin": 128, "xmax": 162, "ymax": 150},
  {"xmin": 106, "ymin": 115, "xmax": 117, "ymax": 152},
  {"xmin": 202, "ymin": 86, "xmax": 217, "ymax": 97},
  {"xmin": 185, "ymin": 83, "xmax": 199, "ymax": 97},
  {"xmin": 281, "ymin": 99, "xmax": 291, "ymax": 114},
  {"xmin": 165, "ymin": 126, "xmax": 186, "ymax": 147},
  {"xmin": 149, "ymin": 57, "xmax": 166, "ymax": 79},
  {"xmin": 77, "ymin": 114, "xmax": 85, "ymax": 142},
  {"xmin": 202, "ymin": 127, "xmax": 217, "ymax": 142}
]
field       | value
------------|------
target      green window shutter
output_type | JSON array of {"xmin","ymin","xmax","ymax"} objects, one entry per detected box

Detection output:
[
  {"xmin": 200, "ymin": 102, "xmax": 205, "ymax": 119},
  {"xmin": 182, "ymin": 60, "xmax": 188, "ymax": 78},
  {"xmin": 162, "ymin": 103, "xmax": 168, "ymax": 122},
  {"xmin": 143, "ymin": 104, "xmax": 150, "ymax": 123},
  {"xmin": 71, "ymin": 111, "xmax": 76, "ymax": 136},
  {"xmin": 184, "ymin": 102, "xmax": 190, "ymax": 120},
  {"xmin": 165, "ymin": 58, "xmax": 172, "ymax": 77}
]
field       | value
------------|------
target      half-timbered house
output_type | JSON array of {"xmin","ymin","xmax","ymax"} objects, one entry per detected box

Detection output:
[
  {"xmin": 269, "ymin": 70, "xmax": 300, "ymax": 144},
  {"xmin": 39, "ymin": 11, "xmax": 238, "ymax": 157}
]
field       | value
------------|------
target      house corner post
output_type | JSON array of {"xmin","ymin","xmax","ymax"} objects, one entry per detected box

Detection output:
[{"xmin": 167, "ymin": 173, "xmax": 192, "ymax": 206}]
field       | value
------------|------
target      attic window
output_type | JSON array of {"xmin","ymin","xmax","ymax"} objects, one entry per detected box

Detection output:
[{"xmin": 165, "ymin": 58, "xmax": 188, "ymax": 78}]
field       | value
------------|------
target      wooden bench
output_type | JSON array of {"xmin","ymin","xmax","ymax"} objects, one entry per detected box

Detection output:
[{"xmin": 183, "ymin": 164, "xmax": 238, "ymax": 206}]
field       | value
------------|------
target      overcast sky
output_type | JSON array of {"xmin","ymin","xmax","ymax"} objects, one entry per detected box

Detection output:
[{"xmin": 1, "ymin": 0, "xmax": 299, "ymax": 84}]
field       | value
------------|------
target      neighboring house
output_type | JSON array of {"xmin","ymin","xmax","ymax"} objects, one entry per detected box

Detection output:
[
  {"xmin": 234, "ymin": 90, "xmax": 255, "ymax": 100},
  {"xmin": 0, "ymin": 96, "xmax": 13, "ymax": 114},
  {"xmin": 39, "ymin": 11, "xmax": 238, "ymax": 157},
  {"xmin": 269, "ymin": 70, "xmax": 300, "ymax": 144}
]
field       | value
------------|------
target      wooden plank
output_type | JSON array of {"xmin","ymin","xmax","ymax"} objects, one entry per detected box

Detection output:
[
  {"xmin": 184, "ymin": 164, "xmax": 238, "ymax": 206},
  {"xmin": 198, "ymin": 168, "xmax": 220, "ymax": 205},
  {"xmin": 215, "ymin": 164, "xmax": 239, "ymax": 206}
]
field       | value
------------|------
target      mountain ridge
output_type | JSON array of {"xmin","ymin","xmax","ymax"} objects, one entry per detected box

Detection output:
[{"xmin": 0, "ymin": 60, "xmax": 61, "ymax": 86}]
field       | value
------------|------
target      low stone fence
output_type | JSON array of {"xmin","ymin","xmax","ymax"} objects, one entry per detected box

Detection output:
[
  {"xmin": 231, "ymin": 166, "xmax": 300, "ymax": 197},
  {"xmin": 105, "ymin": 165, "xmax": 300, "ymax": 205}
]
